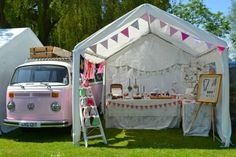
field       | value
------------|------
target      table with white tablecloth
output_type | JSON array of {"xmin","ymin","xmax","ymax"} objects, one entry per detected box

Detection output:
[{"xmin": 105, "ymin": 99, "xmax": 181, "ymax": 129}]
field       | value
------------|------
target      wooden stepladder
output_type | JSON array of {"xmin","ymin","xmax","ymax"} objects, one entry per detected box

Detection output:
[{"xmin": 79, "ymin": 86, "xmax": 107, "ymax": 147}]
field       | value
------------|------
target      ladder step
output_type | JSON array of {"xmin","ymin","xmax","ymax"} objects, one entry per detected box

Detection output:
[{"xmin": 87, "ymin": 134, "xmax": 103, "ymax": 139}]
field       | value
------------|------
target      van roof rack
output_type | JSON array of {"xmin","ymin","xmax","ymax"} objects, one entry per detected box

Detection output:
[
  {"xmin": 30, "ymin": 46, "xmax": 72, "ymax": 59},
  {"xmin": 26, "ymin": 57, "xmax": 72, "ymax": 62}
]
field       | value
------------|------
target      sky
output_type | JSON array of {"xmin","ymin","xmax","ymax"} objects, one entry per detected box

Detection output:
[{"xmin": 179, "ymin": 0, "xmax": 232, "ymax": 16}]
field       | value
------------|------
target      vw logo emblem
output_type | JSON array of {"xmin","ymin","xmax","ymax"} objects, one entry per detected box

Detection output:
[{"xmin": 27, "ymin": 103, "xmax": 35, "ymax": 111}]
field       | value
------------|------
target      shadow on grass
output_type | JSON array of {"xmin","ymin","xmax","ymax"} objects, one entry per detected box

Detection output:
[
  {"xmin": 86, "ymin": 128, "xmax": 236, "ymax": 149},
  {"xmin": 0, "ymin": 127, "xmax": 72, "ymax": 143},
  {"xmin": 1, "ymin": 127, "xmax": 236, "ymax": 149}
]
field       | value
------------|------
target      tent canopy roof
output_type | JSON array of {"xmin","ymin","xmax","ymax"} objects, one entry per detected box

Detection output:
[
  {"xmin": 73, "ymin": 3, "xmax": 227, "ymax": 63},
  {"xmin": 0, "ymin": 28, "xmax": 29, "ymax": 48}
]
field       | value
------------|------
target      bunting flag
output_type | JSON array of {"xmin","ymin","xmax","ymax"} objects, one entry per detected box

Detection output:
[
  {"xmin": 121, "ymin": 27, "xmax": 129, "ymax": 38},
  {"xmin": 206, "ymin": 42, "xmax": 214, "ymax": 49},
  {"xmin": 170, "ymin": 26, "xmax": 178, "ymax": 36},
  {"xmin": 131, "ymin": 20, "xmax": 140, "ymax": 30},
  {"xmin": 181, "ymin": 32, "xmax": 189, "ymax": 41},
  {"xmin": 111, "ymin": 34, "xmax": 118, "ymax": 42},
  {"xmin": 100, "ymin": 40, "xmax": 108, "ymax": 49},
  {"xmin": 140, "ymin": 13, "xmax": 149, "ymax": 22},
  {"xmin": 160, "ymin": 21, "xmax": 167, "ymax": 28},
  {"xmin": 149, "ymin": 14, "xmax": 156, "ymax": 23},
  {"xmin": 217, "ymin": 45, "xmax": 226, "ymax": 55},
  {"xmin": 89, "ymin": 45, "xmax": 97, "ymax": 53}
]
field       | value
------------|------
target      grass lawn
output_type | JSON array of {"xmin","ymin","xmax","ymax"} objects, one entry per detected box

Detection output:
[{"xmin": 0, "ymin": 127, "xmax": 235, "ymax": 157}]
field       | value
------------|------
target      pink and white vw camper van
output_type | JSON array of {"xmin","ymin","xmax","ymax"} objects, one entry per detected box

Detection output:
[{"xmin": 4, "ymin": 47, "xmax": 73, "ymax": 127}]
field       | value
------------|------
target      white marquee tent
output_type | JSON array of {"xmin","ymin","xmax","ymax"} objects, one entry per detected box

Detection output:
[
  {"xmin": 72, "ymin": 4, "xmax": 231, "ymax": 146},
  {"xmin": 0, "ymin": 28, "xmax": 43, "ymax": 134}
]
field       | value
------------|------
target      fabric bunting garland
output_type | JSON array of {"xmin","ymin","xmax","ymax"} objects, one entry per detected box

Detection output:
[
  {"xmin": 106, "ymin": 100, "xmax": 181, "ymax": 109},
  {"xmin": 87, "ymin": 12, "xmax": 226, "ymax": 55}
]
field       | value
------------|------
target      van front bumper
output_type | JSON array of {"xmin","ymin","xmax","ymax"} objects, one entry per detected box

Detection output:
[{"xmin": 3, "ymin": 119, "xmax": 71, "ymax": 128}]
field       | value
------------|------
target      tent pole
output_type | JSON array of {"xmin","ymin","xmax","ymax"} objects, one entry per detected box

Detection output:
[
  {"xmin": 101, "ymin": 64, "xmax": 106, "ymax": 114},
  {"xmin": 72, "ymin": 51, "xmax": 81, "ymax": 145}
]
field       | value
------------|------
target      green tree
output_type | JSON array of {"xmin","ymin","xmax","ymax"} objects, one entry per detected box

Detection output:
[
  {"xmin": 2, "ymin": 0, "xmax": 57, "ymax": 45},
  {"xmin": 0, "ymin": 0, "xmax": 9, "ymax": 27},
  {"xmin": 102, "ymin": 0, "xmax": 170, "ymax": 26},
  {"xmin": 170, "ymin": 0, "xmax": 230, "ymax": 38},
  {"xmin": 49, "ymin": 0, "xmax": 103, "ymax": 50},
  {"xmin": 230, "ymin": 0, "xmax": 236, "ymax": 48}
]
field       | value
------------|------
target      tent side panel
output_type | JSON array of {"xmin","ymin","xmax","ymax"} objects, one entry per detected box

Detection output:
[
  {"xmin": 0, "ymin": 29, "xmax": 43, "ymax": 133},
  {"xmin": 197, "ymin": 49, "xmax": 231, "ymax": 146}
]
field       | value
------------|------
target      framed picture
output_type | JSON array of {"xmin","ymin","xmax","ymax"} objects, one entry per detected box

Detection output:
[{"xmin": 196, "ymin": 74, "xmax": 222, "ymax": 104}]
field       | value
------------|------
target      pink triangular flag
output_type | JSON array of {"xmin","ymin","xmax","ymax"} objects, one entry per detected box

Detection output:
[
  {"xmin": 181, "ymin": 32, "xmax": 189, "ymax": 41},
  {"xmin": 121, "ymin": 27, "xmax": 129, "ymax": 38},
  {"xmin": 111, "ymin": 34, "xmax": 118, "ymax": 42},
  {"xmin": 217, "ymin": 45, "xmax": 225, "ymax": 55},
  {"xmin": 100, "ymin": 40, "xmax": 108, "ymax": 49},
  {"xmin": 206, "ymin": 42, "xmax": 214, "ymax": 49},
  {"xmin": 140, "ymin": 13, "xmax": 149, "ymax": 22},
  {"xmin": 170, "ymin": 26, "xmax": 178, "ymax": 36},
  {"xmin": 149, "ymin": 14, "xmax": 156, "ymax": 23},
  {"xmin": 160, "ymin": 21, "xmax": 167, "ymax": 28},
  {"xmin": 89, "ymin": 45, "xmax": 97, "ymax": 53}
]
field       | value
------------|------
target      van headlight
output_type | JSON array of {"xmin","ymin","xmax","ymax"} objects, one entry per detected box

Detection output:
[
  {"xmin": 51, "ymin": 102, "xmax": 61, "ymax": 112},
  {"xmin": 7, "ymin": 101, "xmax": 15, "ymax": 111}
]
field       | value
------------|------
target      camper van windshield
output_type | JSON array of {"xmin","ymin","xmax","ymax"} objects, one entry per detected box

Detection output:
[{"xmin": 11, "ymin": 65, "xmax": 69, "ymax": 85}]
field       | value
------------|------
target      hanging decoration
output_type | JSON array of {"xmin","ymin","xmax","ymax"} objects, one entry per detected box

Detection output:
[
  {"xmin": 97, "ymin": 61, "xmax": 105, "ymax": 74},
  {"xmin": 181, "ymin": 32, "xmax": 189, "ymax": 41},
  {"xmin": 206, "ymin": 42, "xmax": 214, "ymax": 49},
  {"xmin": 89, "ymin": 45, "xmax": 97, "ymax": 53},
  {"xmin": 149, "ymin": 15, "xmax": 156, "ymax": 23},
  {"xmin": 100, "ymin": 40, "xmax": 108, "ymax": 49},
  {"xmin": 170, "ymin": 26, "xmax": 178, "ymax": 36},
  {"xmin": 121, "ymin": 27, "xmax": 129, "ymax": 38},
  {"xmin": 217, "ymin": 45, "xmax": 226, "ymax": 55},
  {"xmin": 160, "ymin": 21, "xmax": 167, "ymax": 28},
  {"xmin": 87, "ymin": 12, "xmax": 226, "ymax": 56},
  {"xmin": 140, "ymin": 13, "xmax": 149, "ymax": 22},
  {"xmin": 111, "ymin": 63, "xmax": 183, "ymax": 76},
  {"xmin": 106, "ymin": 100, "xmax": 182, "ymax": 110},
  {"xmin": 131, "ymin": 20, "xmax": 140, "ymax": 30},
  {"xmin": 111, "ymin": 34, "xmax": 118, "ymax": 42}
]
